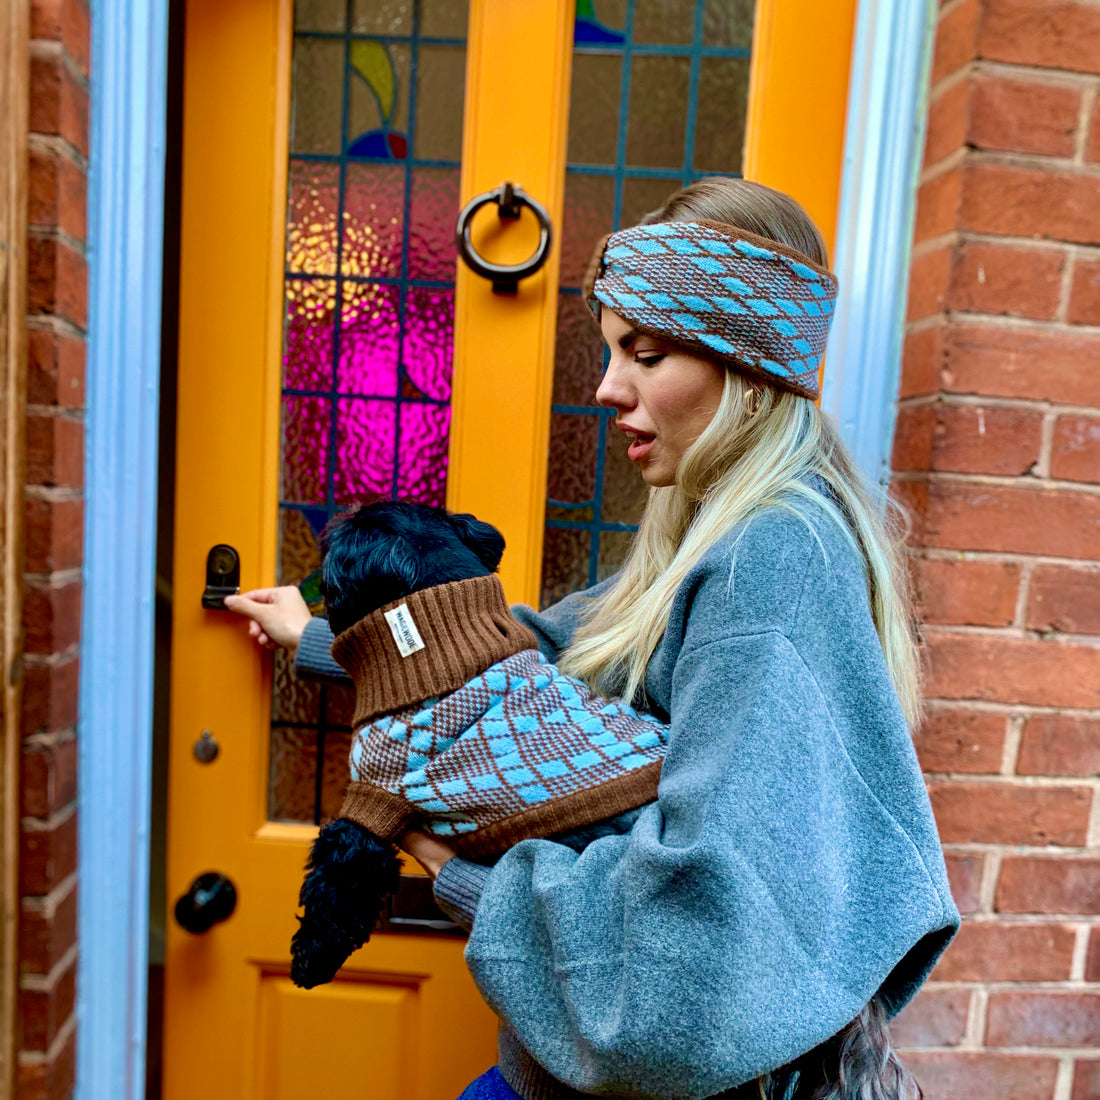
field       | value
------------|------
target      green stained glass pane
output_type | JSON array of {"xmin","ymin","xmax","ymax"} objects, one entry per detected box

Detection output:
[
  {"xmin": 633, "ymin": 0, "xmax": 693, "ymax": 44},
  {"xmin": 694, "ymin": 57, "xmax": 751, "ymax": 173},
  {"xmin": 625, "ymin": 55, "xmax": 691, "ymax": 167},
  {"xmin": 597, "ymin": 530, "xmax": 635, "ymax": 583},
  {"xmin": 567, "ymin": 53, "xmax": 621, "ymax": 166},
  {"xmin": 703, "ymin": 0, "xmax": 755, "ymax": 48},
  {"xmin": 269, "ymin": 726, "xmax": 318, "ymax": 823},
  {"xmin": 540, "ymin": 527, "xmax": 591, "ymax": 610},
  {"xmin": 560, "ymin": 174, "xmax": 614, "ymax": 288},
  {"xmin": 547, "ymin": 413, "xmax": 599, "ymax": 506},
  {"xmin": 414, "ymin": 45, "xmax": 466, "ymax": 161},
  {"xmin": 419, "ymin": 0, "xmax": 468, "ymax": 38},
  {"xmin": 551, "ymin": 293, "xmax": 604, "ymax": 407},
  {"xmin": 347, "ymin": 41, "xmax": 410, "ymax": 145},
  {"xmin": 351, "ymin": 0, "xmax": 413, "ymax": 35},
  {"xmin": 600, "ymin": 422, "xmax": 650, "ymax": 526},
  {"xmin": 290, "ymin": 38, "xmax": 344, "ymax": 155},
  {"xmin": 620, "ymin": 176, "xmax": 678, "ymax": 231},
  {"xmin": 296, "ymin": 0, "xmax": 346, "ymax": 32}
]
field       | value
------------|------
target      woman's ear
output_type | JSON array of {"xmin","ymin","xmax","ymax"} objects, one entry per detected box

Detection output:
[{"xmin": 448, "ymin": 513, "xmax": 506, "ymax": 572}]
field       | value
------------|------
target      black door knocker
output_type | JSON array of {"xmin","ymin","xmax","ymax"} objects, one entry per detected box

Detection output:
[{"xmin": 455, "ymin": 181, "xmax": 553, "ymax": 294}]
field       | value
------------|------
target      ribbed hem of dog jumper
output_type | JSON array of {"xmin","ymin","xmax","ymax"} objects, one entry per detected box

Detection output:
[
  {"xmin": 331, "ymin": 574, "xmax": 539, "ymax": 728},
  {"xmin": 431, "ymin": 857, "xmax": 489, "ymax": 931},
  {"xmin": 296, "ymin": 616, "xmax": 351, "ymax": 684},
  {"xmin": 499, "ymin": 1026, "xmax": 761, "ymax": 1100}
]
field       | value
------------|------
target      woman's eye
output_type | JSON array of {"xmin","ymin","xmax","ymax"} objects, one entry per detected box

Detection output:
[{"xmin": 635, "ymin": 353, "xmax": 664, "ymax": 367}]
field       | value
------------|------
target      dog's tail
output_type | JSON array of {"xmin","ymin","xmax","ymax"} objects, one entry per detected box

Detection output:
[{"xmin": 289, "ymin": 817, "xmax": 402, "ymax": 989}]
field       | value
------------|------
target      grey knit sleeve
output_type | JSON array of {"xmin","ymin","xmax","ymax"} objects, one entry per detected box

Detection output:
[
  {"xmin": 293, "ymin": 616, "xmax": 352, "ymax": 685},
  {"xmin": 432, "ymin": 857, "xmax": 490, "ymax": 931},
  {"xmin": 511, "ymin": 574, "xmax": 618, "ymax": 662}
]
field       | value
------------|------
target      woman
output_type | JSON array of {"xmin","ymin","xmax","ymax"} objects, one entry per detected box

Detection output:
[{"xmin": 227, "ymin": 178, "xmax": 958, "ymax": 1100}]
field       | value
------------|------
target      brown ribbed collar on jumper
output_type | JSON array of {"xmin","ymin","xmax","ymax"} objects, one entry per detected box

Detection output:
[{"xmin": 330, "ymin": 574, "xmax": 539, "ymax": 727}]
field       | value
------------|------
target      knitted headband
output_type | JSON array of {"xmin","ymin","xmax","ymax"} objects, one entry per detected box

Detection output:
[{"xmin": 585, "ymin": 219, "xmax": 839, "ymax": 400}]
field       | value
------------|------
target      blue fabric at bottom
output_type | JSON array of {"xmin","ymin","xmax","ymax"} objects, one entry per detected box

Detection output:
[{"xmin": 458, "ymin": 1066, "xmax": 524, "ymax": 1100}]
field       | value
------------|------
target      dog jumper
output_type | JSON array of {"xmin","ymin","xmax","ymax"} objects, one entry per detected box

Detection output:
[{"xmin": 332, "ymin": 575, "xmax": 668, "ymax": 860}]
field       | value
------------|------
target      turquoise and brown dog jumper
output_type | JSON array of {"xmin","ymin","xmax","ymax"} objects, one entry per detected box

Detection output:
[{"xmin": 332, "ymin": 575, "xmax": 667, "ymax": 860}]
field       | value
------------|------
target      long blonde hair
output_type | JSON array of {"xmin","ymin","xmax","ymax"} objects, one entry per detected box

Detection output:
[{"xmin": 558, "ymin": 179, "xmax": 922, "ymax": 728}]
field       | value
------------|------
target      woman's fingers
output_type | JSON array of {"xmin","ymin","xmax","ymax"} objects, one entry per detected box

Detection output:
[{"xmin": 224, "ymin": 585, "xmax": 313, "ymax": 654}]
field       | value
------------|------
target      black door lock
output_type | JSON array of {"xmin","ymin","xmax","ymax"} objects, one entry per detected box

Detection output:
[
  {"xmin": 174, "ymin": 872, "xmax": 238, "ymax": 934},
  {"xmin": 202, "ymin": 544, "xmax": 240, "ymax": 609}
]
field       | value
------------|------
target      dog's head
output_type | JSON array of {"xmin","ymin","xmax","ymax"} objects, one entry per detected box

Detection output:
[{"xmin": 319, "ymin": 501, "xmax": 506, "ymax": 636}]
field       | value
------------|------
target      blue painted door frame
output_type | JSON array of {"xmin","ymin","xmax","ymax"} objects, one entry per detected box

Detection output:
[{"xmin": 75, "ymin": 0, "xmax": 931, "ymax": 1095}]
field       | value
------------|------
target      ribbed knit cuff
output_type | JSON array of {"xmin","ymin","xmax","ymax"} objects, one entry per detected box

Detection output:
[
  {"xmin": 432, "ymin": 857, "xmax": 490, "ymax": 931},
  {"xmin": 295, "ymin": 616, "xmax": 351, "ymax": 685}
]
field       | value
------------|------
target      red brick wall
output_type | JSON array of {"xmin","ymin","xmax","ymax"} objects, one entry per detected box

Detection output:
[
  {"xmin": 18, "ymin": 1, "xmax": 88, "ymax": 1097},
  {"xmin": 891, "ymin": 1, "xmax": 1100, "ymax": 1096}
]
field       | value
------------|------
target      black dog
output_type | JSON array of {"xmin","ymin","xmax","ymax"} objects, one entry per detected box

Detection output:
[{"xmin": 290, "ymin": 501, "xmax": 507, "ymax": 989}]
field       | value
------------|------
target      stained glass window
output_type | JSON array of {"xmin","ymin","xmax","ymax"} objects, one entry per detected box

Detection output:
[
  {"xmin": 540, "ymin": 0, "xmax": 756, "ymax": 607},
  {"xmin": 272, "ymin": 0, "xmax": 468, "ymax": 823}
]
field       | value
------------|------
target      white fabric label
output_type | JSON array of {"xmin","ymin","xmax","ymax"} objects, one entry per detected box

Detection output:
[{"xmin": 384, "ymin": 603, "xmax": 426, "ymax": 658}]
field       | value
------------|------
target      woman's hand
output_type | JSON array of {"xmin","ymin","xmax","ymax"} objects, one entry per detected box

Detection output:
[
  {"xmin": 399, "ymin": 828, "xmax": 457, "ymax": 881},
  {"xmin": 223, "ymin": 586, "xmax": 313, "ymax": 657}
]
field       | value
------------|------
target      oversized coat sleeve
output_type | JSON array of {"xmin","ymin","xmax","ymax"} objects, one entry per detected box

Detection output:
[{"xmin": 452, "ymin": 520, "xmax": 958, "ymax": 1098}]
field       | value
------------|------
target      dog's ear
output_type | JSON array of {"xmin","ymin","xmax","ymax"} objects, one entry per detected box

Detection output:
[{"xmin": 448, "ymin": 513, "xmax": 505, "ymax": 572}]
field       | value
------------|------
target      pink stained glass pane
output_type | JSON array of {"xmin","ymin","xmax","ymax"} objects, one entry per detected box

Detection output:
[
  {"xmin": 284, "ymin": 279, "xmax": 336, "ymax": 391},
  {"xmin": 341, "ymin": 163, "xmax": 406, "ymax": 280},
  {"xmin": 287, "ymin": 161, "xmax": 340, "ymax": 276},
  {"xmin": 281, "ymin": 396, "xmax": 331, "ymax": 504},
  {"xmin": 408, "ymin": 168, "xmax": 460, "ymax": 282},
  {"xmin": 402, "ymin": 286, "xmax": 454, "ymax": 401},
  {"xmin": 335, "ymin": 397, "xmax": 397, "ymax": 503},
  {"xmin": 339, "ymin": 280, "xmax": 400, "ymax": 396},
  {"xmin": 397, "ymin": 402, "xmax": 450, "ymax": 506}
]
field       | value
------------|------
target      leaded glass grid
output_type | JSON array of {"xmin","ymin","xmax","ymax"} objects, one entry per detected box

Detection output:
[
  {"xmin": 539, "ymin": 0, "xmax": 755, "ymax": 608},
  {"xmin": 272, "ymin": 0, "xmax": 468, "ymax": 823}
]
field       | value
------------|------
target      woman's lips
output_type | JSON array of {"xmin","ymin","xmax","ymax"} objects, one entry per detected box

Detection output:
[{"xmin": 622, "ymin": 428, "xmax": 655, "ymax": 462}]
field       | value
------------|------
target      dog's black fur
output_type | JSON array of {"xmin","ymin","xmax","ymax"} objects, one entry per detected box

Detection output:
[{"xmin": 290, "ymin": 501, "xmax": 506, "ymax": 989}]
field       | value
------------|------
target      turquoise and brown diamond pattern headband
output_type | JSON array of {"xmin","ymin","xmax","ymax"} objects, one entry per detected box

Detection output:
[{"xmin": 585, "ymin": 219, "xmax": 839, "ymax": 400}]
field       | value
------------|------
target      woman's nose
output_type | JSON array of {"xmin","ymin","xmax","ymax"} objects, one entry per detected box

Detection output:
[{"xmin": 595, "ymin": 358, "xmax": 633, "ymax": 411}]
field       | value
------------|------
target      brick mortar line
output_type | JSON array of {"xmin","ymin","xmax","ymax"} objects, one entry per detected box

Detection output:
[
  {"xmin": 923, "ymin": 694, "xmax": 1100, "ymax": 714},
  {"xmin": 22, "ymin": 728, "xmax": 77, "ymax": 749},
  {"xmin": 939, "ymin": 309, "xmax": 1100, "ymax": 335},
  {"xmin": 923, "ymin": 773, "xmax": 1097, "ymax": 788},
  {"xmin": 895, "ymin": 394, "xmax": 1100, "ymax": 415},
  {"xmin": 913, "ymin": 981, "xmax": 1100, "ymax": 994},
  {"xmin": 973, "ymin": 59, "xmax": 1100, "ymax": 89},
  {"xmin": 28, "ymin": 36, "xmax": 90, "ymax": 92},
  {"xmin": 26, "ymin": 132, "xmax": 88, "ymax": 172},
  {"xmin": 1054, "ymin": 1060, "xmax": 1073, "ymax": 1100},
  {"xmin": 912, "ymin": 232, "xmax": 1100, "ymax": 260},
  {"xmin": 1076, "ymin": 85, "xmax": 1098, "ymax": 165},
  {"xmin": 25, "ymin": 404, "xmax": 86, "ymax": 425},
  {"xmin": 939, "ymin": 915, "xmax": 1099, "ymax": 927},
  {"xmin": 1012, "ymin": 558, "xmax": 1035, "ymax": 631},
  {"xmin": 18, "ymin": 871, "xmax": 76, "ymax": 914},
  {"xmin": 978, "ymin": 849, "xmax": 1002, "ymax": 914},
  {"xmin": 1088, "ymin": 787, "xmax": 1100, "ymax": 849},
  {"xmin": 1001, "ymin": 713, "xmax": 1024, "ymax": 775},
  {"xmin": 921, "ymin": 620, "xmax": 1100, "ymax": 643},
  {"xmin": 22, "ymin": 644, "xmax": 79, "ymax": 668},
  {"xmin": 23, "ymin": 568, "xmax": 82, "ymax": 587},
  {"xmin": 25, "ymin": 313, "xmax": 87, "ymax": 341},
  {"xmin": 1070, "ymin": 925, "xmax": 1090, "ymax": 982},
  {"xmin": 16, "ymin": 1009, "xmax": 76, "ymax": 1066},
  {"xmin": 903, "ymin": 313, "xmax": 949, "ymax": 336},
  {"xmin": 936, "ymin": 0, "xmax": 969, "ymax": 20},
  {"xmin": 18, "ymin": 942, "xmax": 77, "ymax": 992},
  {"xmin": 1056, "ymin": 251, "xmax": 1075, "ymax": 324},
  {"xmin": 912, "ymin": 548, "xmax": 1100, "ymax": 569},
  {"xmin": 928, "ymin": 62, "xmax": 971, "ymax": 104},
  {"xmin": 894, "ymin": 468, "xmax": 1100, "ymax": 493},
  {"xmin": 918, "ymin": 145, "xmax": 967, "ymax": 186},
  {"xmin": 24, "ymin": 485, "xmax": 82, "ymax": 502},
  {"xmin": 26, "ymin": 224, "xmax": 86, "ymax": 258},
  {"xmin": 964, "ymin": 986, "xmax": 988, "ymax": 1048},
  {"xmin": 20, "ymin": 801, "xmax": 76, "ymax": 833},
  {"xmin": 941, "ymin": 841, "xmax": 1100, "ymax": 856},
  {"xmin": 1037, "ymin": 411, "xmax": 1056, "ymax": 479},
  {"xmin": 968, "ymin": 147, "xmax": 1100, "ymax": 177}
]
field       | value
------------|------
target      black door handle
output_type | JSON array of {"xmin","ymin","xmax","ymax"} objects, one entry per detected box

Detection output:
[
  {"xmin": 455, "ymin": 181, "xmax": 553, "ymax": 294},
  {"xmin": 174, "ymin": 872, "xmax": 238, "ymax": 934}
]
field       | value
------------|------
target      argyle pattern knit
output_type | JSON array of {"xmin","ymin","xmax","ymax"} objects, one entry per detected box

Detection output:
[
  {"xmin": 586, "ymin": 219, "xmax": 838, "ymax": 399},
  {"xmin": 333, "ymin": 576, "xmax": 668, "ymax": 859}
]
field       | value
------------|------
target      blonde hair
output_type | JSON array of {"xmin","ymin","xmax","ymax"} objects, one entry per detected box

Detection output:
[{"xmin": 558, "ymin": 179, "xmax": 922, "ymax": 728}]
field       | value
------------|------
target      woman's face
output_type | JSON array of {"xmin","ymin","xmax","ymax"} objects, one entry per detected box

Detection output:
[{"xmin": 595, "ymin": 309, "xmax": 726, "ymax": 488}]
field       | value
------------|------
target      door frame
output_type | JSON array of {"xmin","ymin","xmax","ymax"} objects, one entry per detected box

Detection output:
[{"xmin": 76, "ymin": 0, "xmax": 934, "ymax": 1092}]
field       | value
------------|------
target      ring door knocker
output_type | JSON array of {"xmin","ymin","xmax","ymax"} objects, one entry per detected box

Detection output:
[{"xmin": 454, "ymin": 182, "xmax": 553, "ymax": 294}]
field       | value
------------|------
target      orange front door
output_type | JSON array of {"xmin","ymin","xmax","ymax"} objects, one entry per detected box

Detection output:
[{"xmin": 163, "ymin": 2, "xmax": 856, "ymax": 1098}]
